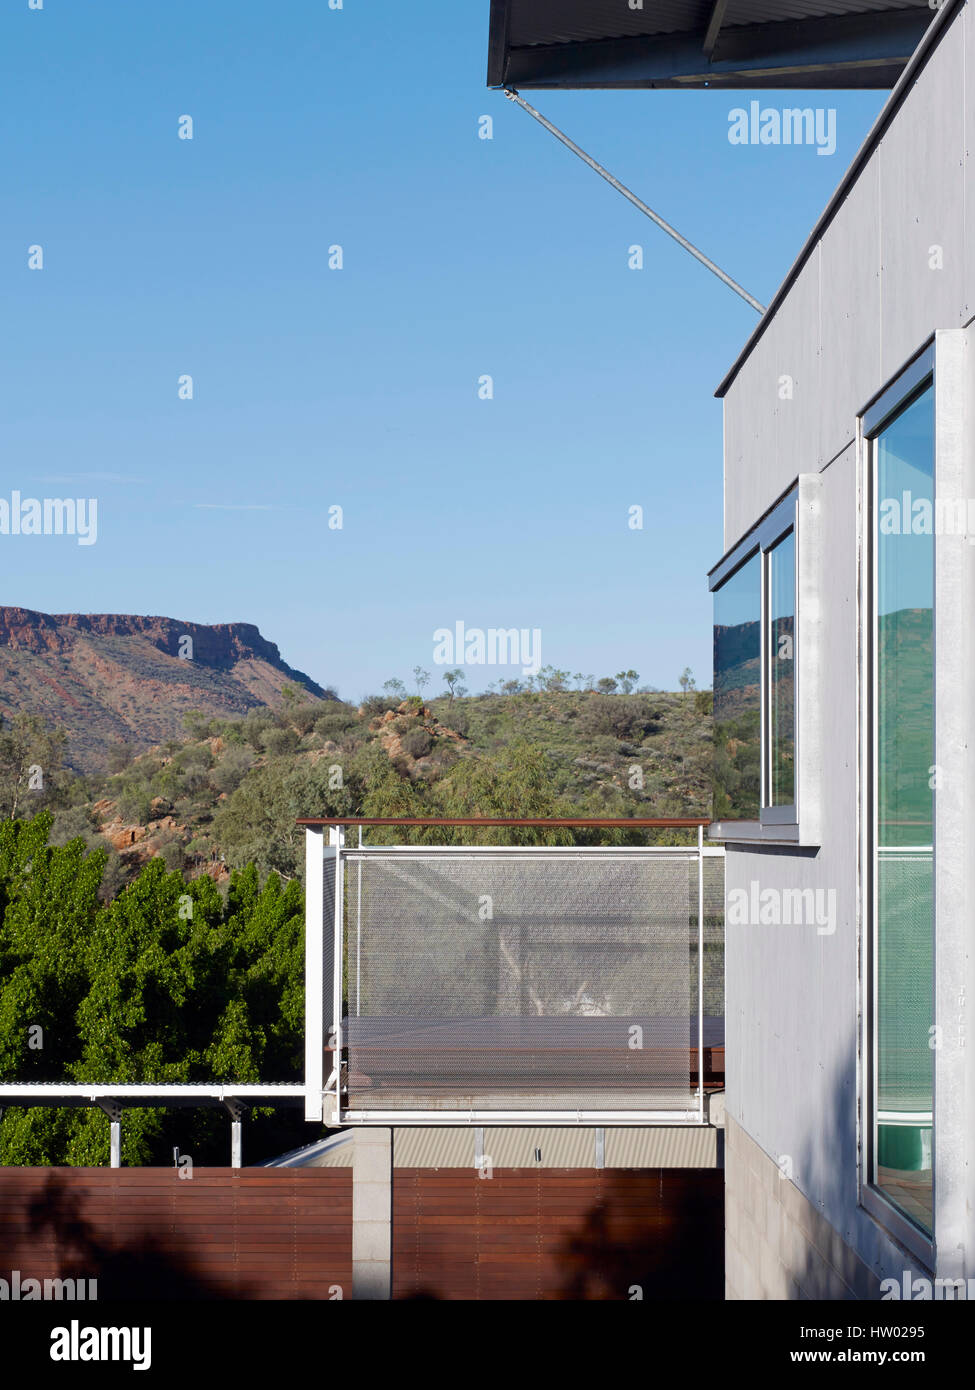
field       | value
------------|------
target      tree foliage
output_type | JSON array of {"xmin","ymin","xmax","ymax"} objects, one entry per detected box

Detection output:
[
  {"xmin": 0, "ymin": 817, "xmax": 307, "ymax": 1165},
  {"xmin": 0, "ymin": 712, "xmax": 72, "ymax": 820}
]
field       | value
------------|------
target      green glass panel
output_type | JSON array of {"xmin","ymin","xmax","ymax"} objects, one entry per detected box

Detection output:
[
  {"xmin": 874, "ymin": 383, "xmax": 934, "ymax": 1236},
  {"xmin": 768, "ymin": 531, "xmax": 796, "ymax": 807},
  {"xmin": 713, "ymin": 554, "xmax": 761, "ymax": 820},
  {"xmin": 876, "ymin": 389, "xmax": 934, "ymax": 849}
]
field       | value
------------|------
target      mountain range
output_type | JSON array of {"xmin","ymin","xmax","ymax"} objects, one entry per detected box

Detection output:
[{"xmin": 0, "ymin": 607, "xmax": 329, "ymax": 773}]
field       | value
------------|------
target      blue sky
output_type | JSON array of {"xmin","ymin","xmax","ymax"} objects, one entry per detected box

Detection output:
[{"xmin": 1, "ymin": 0, "xmax": 887, "ymax": 701}]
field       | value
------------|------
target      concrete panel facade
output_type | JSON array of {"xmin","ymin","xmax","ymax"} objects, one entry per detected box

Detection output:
[
  {"xmin": 724, "ymin": 445, "xmax": 861, "ymax": 1238},
  {"xmin": 718, "ymin": 0, "xmax": 975, "ymax": 1293},
  {"xmin": 722, "ymin": 0, "xmax": 975, "ymax": 546}
]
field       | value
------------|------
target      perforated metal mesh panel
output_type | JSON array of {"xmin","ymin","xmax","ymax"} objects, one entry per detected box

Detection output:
[
  {"xmin": 695, "ymin": 855, "xmax": 725, "ymax": 1036},
  {"xmin": 342, "ymin": 853, "xmax": 696, "ymax": 1112}
]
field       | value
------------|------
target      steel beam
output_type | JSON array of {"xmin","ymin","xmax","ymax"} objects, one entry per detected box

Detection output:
[
  {"xmin": 0, "ymin": 1084, "xmax": 304, "ymax": 1107},
  {"xmin": 340, "ymin": 1110, "xmax": 705, "ymax": 1126},
  {"xmin": 223, "ymin": 1100, "xmax": 244, "ymax": 1169},
  {"xmin": 97, "ymin": 1100, "xmax": 122, "ymax": 1168},
  {"xmin": 702, "ymin": 0, "xmax": 729, "ymax": 61},
  {"xmin": 304, "ymin": 826, "xmax": 325, "ymax": 1121}
]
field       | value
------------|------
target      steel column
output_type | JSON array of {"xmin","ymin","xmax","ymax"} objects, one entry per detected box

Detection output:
[{"xmin": 304, "ymin": 826, "xmax": 325, "ymax": 1121}]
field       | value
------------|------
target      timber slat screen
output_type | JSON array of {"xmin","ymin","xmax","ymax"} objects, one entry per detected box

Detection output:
[
  {"xmin": 392, "ymin": 1167, "xmax": 724, "ymax": 1300},
  {"xmin": 0, "ymin": 1168, "xmax": 352, "ymax": 1300}
]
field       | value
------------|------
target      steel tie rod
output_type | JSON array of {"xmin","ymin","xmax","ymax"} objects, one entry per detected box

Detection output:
[{"xmin": 503, "ymin": 87, "xmax": 766, "ymax": 315}]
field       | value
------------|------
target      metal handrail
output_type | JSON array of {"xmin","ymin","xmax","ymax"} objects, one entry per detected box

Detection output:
[{"xmin": 297, "ymin": 816, "xmax": 710, "ymax": 828}]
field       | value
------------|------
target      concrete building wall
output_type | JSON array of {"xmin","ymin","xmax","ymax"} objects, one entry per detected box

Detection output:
[
  {"xmin": 724, "ymin": 444, "xmax": 860, "ymax": 1235},
  {"xmin": 726, "ymin": 1115, "xmax": 894, "ymax": 1301},
  {"xmin": 723, "ymin": 0, "xmax": 975, "ymax": 548},
  {"xmin": 351, "ymin": 1128, "xmax": 392, "ymax": 1299},
  {"xmin": 719, "ymin": 0, "xmax": 975, "ymax": 1296}
]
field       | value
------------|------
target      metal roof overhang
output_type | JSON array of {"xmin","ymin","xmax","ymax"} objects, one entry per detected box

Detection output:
[{"xmin": 487, "ymin": 1, "xmax": 935, "ymax": 90}]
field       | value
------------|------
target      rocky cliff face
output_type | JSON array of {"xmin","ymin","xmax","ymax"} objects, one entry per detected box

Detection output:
[{"xmin": 0, "ymin": 607, "xmax": 330, "ymax": 772}]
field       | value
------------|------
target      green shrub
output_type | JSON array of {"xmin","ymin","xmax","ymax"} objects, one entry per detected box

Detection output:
[
  {"xmin": 117, "ymin": 785, "xmax": 153, "ymax": 825},
  {"xmin": 359, "ymin": 695, "xmax": 398, "ymax": 720},
  {"xmin": 314, "ymin": 709, "xmax": 358, "ymax": 741},
  {"xmin": 283, "ymin": 702, "xmax": 322, "ymax": 736},
  {"xmin": 402, "ymin": 727, "xmax": 433, "ymax": 759},
  {"xmin": 158, "ymin": 838, "xmax": 185, "ymax": 871},
  {"xmin": 577, "ymin": 696, "xmax": 661, "ymax": 741},
  {"xmin": 441, "ymin": 706, "xmax": 469, "ymax": 737},
  {"xmin": 210, "ymin": 746, "xmax": 255, "ymax": 794},
  {"xmin": 240, "ymin": 709, "xmax": 278, "ymax": 751},
  {"xmin": 261, "ymin": 727, "xmax": 300, "ymax": 758}
]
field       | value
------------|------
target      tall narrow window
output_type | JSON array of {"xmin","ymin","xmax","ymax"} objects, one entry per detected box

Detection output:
[
  {"xmin": 713, "ymin": 553, "xmax": 761, "ymax": 821},
  {"xmin": 767, "ymin": 531, "xmax": 796, "ymax": 809},
  {"xmin": 872, "ymin": 380, "xmax": 934, "ymax": 1237},
  {"xmin": 710, "ymin": 489, "xmax": 800, "ymax": 830}
]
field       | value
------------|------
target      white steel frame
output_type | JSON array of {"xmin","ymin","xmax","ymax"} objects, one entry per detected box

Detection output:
[{"xmin": 304, "ymin": 828, "xmax": 723, "ymax": 1127}]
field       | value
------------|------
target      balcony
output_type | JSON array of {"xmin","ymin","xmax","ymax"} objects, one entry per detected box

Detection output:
[{"xmin": 301, "ymin": 819, "xmax": 724, "ymax": 1126}]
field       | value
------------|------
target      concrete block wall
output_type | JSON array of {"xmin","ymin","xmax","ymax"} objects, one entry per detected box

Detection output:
[
  {"xmin": 351, "ymin": 1128, "xmax": 392, "ymax": 1300},
  {"xmin": 726, "ymin": 1116, "xmax": 881, "ymax": 1300}
]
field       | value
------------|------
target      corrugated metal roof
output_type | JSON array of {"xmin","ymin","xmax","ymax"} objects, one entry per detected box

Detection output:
[
  {"xmin": 395, "ymin": 1126, "xmax": 719, "ymax": 1167},
  {"xmin": 259, "ymin": 1126, "xmax": 721, "ymax": 1168},
  {"xmin": 727, "ymin": 0, "xmax": 922, "ymax": 22},
  {"xmin": 509, "ymin": 0, "xmax": 712, "ymax": 45},
  {"xmin": 393, "ymin": 1128, "xmax": 475, "ymax": 1167},
  {"xmin": 482, "ymin": 1127, "xmax": 595, "ymax": 1167},
  {"xmin": 488, "ymin": 0, "xmax": 935, "ymax": 89},
  {"xmin": 508, "ymin": 0, "xmax": 925, "ymax": 47},
  {"xmin": 256, "ymin": 1131, "xmax": 355, "ymax": 1166},
  {"xmin": 606, "ymin": 1125, "xmax": 717, "ymax": 1168}
]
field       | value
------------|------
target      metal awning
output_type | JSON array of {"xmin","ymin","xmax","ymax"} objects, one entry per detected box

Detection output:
[{"xmin": 487, "ymin": 0, "xmax": 935, "ymax": 90}]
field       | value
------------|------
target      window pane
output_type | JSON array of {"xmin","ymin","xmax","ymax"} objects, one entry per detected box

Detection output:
[
  {"xmin": 768, "ymin": 531, "xmax": 796, "ymax": 807},
  {"xmin": 877, "ymin": 392, "xmax": 935, "ymax": 849},
  {"xmin": 874, "ymin": 383, "xmax": 934, "ymax": 1235},
  {"xmin": 713, "ymin": 553, "xmax": 761, "ymax": 820}
]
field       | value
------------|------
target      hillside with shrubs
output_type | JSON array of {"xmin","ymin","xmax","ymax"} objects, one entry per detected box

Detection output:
[{"xmin": 1, "ymin": 674, "xmax": 713, "ymax": 891}]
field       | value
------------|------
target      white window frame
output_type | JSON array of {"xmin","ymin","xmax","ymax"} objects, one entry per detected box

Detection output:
[
  {"xmin": 858, "ymin": 342, "xmax": 937, "ymax": 1268},
  {"xmin": 708, "ymin": 475, "xmax": 822, "ymax": 846}
]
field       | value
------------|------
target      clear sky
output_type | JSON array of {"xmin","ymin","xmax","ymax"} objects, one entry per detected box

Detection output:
[{"xmin": 1, "ymin": 0, "xmax": 887, "ymax": 701}]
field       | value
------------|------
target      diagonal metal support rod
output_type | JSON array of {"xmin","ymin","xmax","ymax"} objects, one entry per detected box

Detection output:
[{"xmin": 502, "ymin": 87, "xmax": 766, "ymax": 314}]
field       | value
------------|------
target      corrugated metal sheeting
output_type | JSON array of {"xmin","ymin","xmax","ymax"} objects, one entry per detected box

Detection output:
[
  {"xmin": 489, "ymin": 0, "xmax": 934, "ymax": 89},
  {"xmin": 605, "ymin": 1125, "xmax": 716, "ymax": 1168},
  {"xmin": 262, "ymin": 1126, "xmax": 719, "ymax": 1169},
  {"xmin": 509, "ymin": 0, "xmax": 712, "ymax": 45},
  {"xmin": 507, "ymin": 0, "xmax": 926, "ymax": 48}
]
